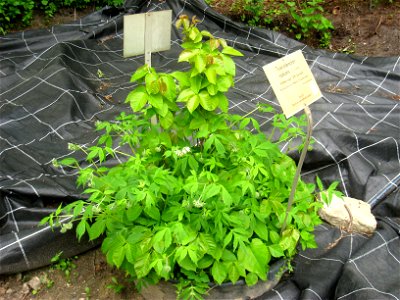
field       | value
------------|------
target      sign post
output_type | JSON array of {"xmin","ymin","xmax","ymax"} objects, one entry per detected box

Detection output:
[
  {"xmin": 262, "ymin": 50, "xmax": 322, "ymax": 233},
  {"xmin": 123, "ymin": 10, "xmax": 172, "ymax": 67},
  {"xmin": 123, "ymin": 10, "xmax": 172, "ymax": 124}
]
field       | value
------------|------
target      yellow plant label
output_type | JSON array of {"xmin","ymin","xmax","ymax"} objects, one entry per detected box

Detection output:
[{"xmin": 262, "ymin": 50, "xmax": 322, "ymax": 118}]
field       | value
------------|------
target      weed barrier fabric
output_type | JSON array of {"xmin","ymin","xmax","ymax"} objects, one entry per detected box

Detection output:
[{"xmin": 0, "ymin": 0, "xmax": 399, "ymax": 298}]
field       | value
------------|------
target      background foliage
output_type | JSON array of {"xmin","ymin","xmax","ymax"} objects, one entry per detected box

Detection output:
[
  {"xmin": 229, "ymin": 0, "xmax": 334, "ymax": 47},
  {"xmin": 0, "ymin": 0, "xmax": 124, "ymax": 34}
]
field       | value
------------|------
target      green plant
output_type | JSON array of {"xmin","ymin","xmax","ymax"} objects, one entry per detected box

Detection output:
[
  {"xmin": 42, "ymin": 15, "xmax": 335, "ymax": 300},
  {"xmin": 285, "ymin": 0, "xmax": 334, "ymax": 47},
  {"xmin": 84, "ymin": 286, "xmax": 91, "ymax": 300},
  {"xmin": 0, "ymin": 0, "xmax": 34, "ymax": 34},
  {"xmin": 107, "ymin": 277, "xmax": 126, "ymax": 293},
  {"xmin": 0, "ymin": 0, "xmax": 124, "ymax": 34},
  {"xmin": 50, "ymin": 251, "xmax": 77, "ymax": 281},
  {"xmin": 241, "ymin": 0, "xmax": 265, "ymax": 27},
  {"xmin": 230, "ymin": 0, "xmax": 333, "ymax": 47},
  {"xmin": 28, "ymin": 273, "xmax": 54, "ymax": 295}
]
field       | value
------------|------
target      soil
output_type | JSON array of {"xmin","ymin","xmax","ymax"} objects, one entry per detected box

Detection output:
[
  {"xmin": 0, "ymin": 248, "xmax": 144, "ymax": 300},
  {"xmin": 211, "ymin": 0, "xmax": 400, "ymax": 56},
  {"xmin": 0, "ymin": 1, "xmax": 399, "ymax": 300}
]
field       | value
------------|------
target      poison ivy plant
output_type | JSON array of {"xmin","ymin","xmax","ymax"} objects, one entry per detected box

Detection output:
[{"xmin": 42, "ymin": 15, "xmax": 336, "ymax": 300}]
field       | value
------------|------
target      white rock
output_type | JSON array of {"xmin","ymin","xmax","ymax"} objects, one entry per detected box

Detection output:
[
  {"xmin": 21, "ymin": 283, "xmax": 30, "ymax": 294},
  {"xmin": 27, "ymin": 276, "xmax": 41, "ymax": 291},
  {"xmin": 318, "ymin": 194, "xmax": 377, "ymax": 234}
]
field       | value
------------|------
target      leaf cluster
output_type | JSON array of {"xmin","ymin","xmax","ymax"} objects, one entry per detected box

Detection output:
[{"xmin": 42, "ymin": 15, "xmax": 332, "ymax": 300}]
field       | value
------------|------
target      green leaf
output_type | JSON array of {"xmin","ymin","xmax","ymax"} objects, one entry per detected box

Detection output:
[
  {"xmin": 199, "ymin": 90, "xmax": 218, "ymax": 111},
  {"xmin": 217, "ymin": 93, "xmax": 229, "ymax": 113},
  {"xmin": 148, "ymin": 93, "xmax": 163, "ymax": 109},
  {"xmin": 245, "ymin": 273, "xmax": 258, "ymax": 286},
  {"xmin": 126, "ymin": 90, "xmax": 147, "ymax": 111},
  {"xmin": 221, "ymin": 187, "xmax": 232, "ymax": 206},
  {"xmin": 73, "ymin": 201, "xmax": 84, "ymax": 217},
  {"xmin": 173, "ymin": 223, "xmax": 197, "ymax": 245},
  {"xmin": 88, "ymin": 218, "xmax": 106, "ymax": 240},
  {"xmin": 177, "ymin": 88, "xmax": 195, "ymax": 103},
  {"xmin": 113, "ymin": 245, "xmax": 126, "ymax": 268},
  {"xmin": 156, "ymin": 102, "xmax": 169, "ymax": 118},
  {"xmin": 223, "ymin": 231, "xmax": 233, "ymax": 248},
  {"xmin": 269, "ymin": 230, "xmax": 280, "ymax": 243},
  {"xmin": 250, "ymin": 239, "xmax": 270, "ymax": 278},
  {"xmin": 221, "ymin": 54, "xmax": 236, "ymax": 76},
  {"xmin": 127, "ymin": 226, "xmax": 151, "ymax": 245},
  {"xmin": 190, "ymin": 75, "xmax": 202, "ymax": 94},
  {"xmin": 214, "ymin": 137, "xmax": 225, "ymax": 155},
  {"xmin": 126, "ymin": 205, "xmax": 142, "ymax": 222},
  {"xmin": 187, "ymin": 94, "xmax": 200, "ymax": 113},
  {"xmin": 205, "ymin": 67, "xmax": 217, "ymax": 84},
  {"xmin": 175, "ymin": 246, "xmax": 188, "ymax": 261},
  {"xmin": 268, "ymin": 244, "xmax": 284, "ymax": 258},
  {"xmin": 153, "ymin": 229, "xmax": 167, "ymax": 253},
  {"xmin": 130, "ymin": 65, "xmax": 149, "ymax": 82},
  {"xmin": 76, "ymin": 220, "xmax": 86, "ymax": 241},
  {"xmin": 194, "ymin": 54, "xmax": 206, "ymax": 73},
  {"xmin": 222, "ymin": 46, "xmax": 243, "ymax": 56},
  {"xmin": 59, "ymin": 157, "xmax": 78, "ymax": 166},
  {"xmin": 216, "ymin": 75, "xmax": 232, "ymax": 92},
  {"xmin": 254, "ymin": 220, "xmax": 269, "ymax": 241},
  {"xmin": 87, "ymin": 148, "xmax": 99, "ymax": 161},
  {"xmin": 144, "ymin": 206, "xmax": 160, "ymax": 221},
  {"xmin": 188, "ymin": 156, "xmax": 199, "ymax": 171},
  {"xmin": 207, "ymin": 84, "xmax": 218, "ymax": 96},
  {"xmin": 203, "ymin": 183, "xmax": 220, "ymax": 200},
  {"xmin": 211, "ymin": 261, "xmax": 227, "ymax": 285},
  {"xmin": 178, "ymin": 255, "xmax": 197, "ymax": 271},
  {"xmin": 171, "ymin": 71, "xmax": 190, "ymax": 87},
  {"xmin": 188, "ymin": 247, "xmax": 199, "ymax": 264},
  {"xmin": 134, "ymin": 253, "xmax": 152, "ymax": 277},
  {"xmin": 229, "ymin": 264, "xmax": 240, "ymax": 284},
  {"xmin": 159, "ymin": 75, "xmax": 176, "ymax": 101},
  {"xmin": 221, "ymin": 249, "xmax": 236, "ymax": 262},
  {"xmin": 145, "ymin": 72, "xmax": 159, "ymax": 94},
  {"xmin": 178, "ymin": 50, "xmax": 197, "ymax": 62},
  {"xmin": 237, "ymin": 245, "xmax": 263, "ymax": 276},
  {"xmin": 198, "ymin": 255, "xmax": 214, "ymax": 269},
  {"xmin": 160, "ymin": 111, "xmax": 174, "ymax": 129}
]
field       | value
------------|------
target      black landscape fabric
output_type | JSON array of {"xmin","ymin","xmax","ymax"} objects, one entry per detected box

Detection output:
[{"xmin": 1, "ymin": 0, "xmax": 399, "ymax": 299}]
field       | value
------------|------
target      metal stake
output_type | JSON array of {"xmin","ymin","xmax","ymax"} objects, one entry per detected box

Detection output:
[
  {"xmin": 281, "ymin": 106, "xmax": 313, "ymax": 234},
  {"xmin": 144, "ymin": 12, "xmax": 152, "ymax": 67}
]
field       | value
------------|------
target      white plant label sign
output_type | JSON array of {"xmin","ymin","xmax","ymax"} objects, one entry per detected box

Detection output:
[
  {"xmin": 262, "ymin": 50, "xmax": 322, "ymax": 118},
  {"xmin": 123, "ymin": 10, "xmax": 172, "ymax": 59}
]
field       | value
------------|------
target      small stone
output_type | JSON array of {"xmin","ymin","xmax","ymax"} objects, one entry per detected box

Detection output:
[
  {"xmin": 27, "ymin": 276, "xmax": 42, "ymax": 291},
  {"xmin": 318, "ymin": 194, "xmax": 377, "ymax": 234},
  {"xmin": 15, "ymin": 273, "xmax": 22, "ymax": 281},
  {"xmin": 6, "ymin": 288, "xmax": 13, "ymax": 294},
  {"xmin": 22, "ymin": 283, "xmax": 30, "ymax": 294}
]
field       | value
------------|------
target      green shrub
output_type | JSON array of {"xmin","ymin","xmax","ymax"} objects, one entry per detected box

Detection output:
[
  {"xmin": 0, "ymin": 0, "xmax": 35, "ymax": 34},
  {"xmin": 230, "ymin": 0, "xmax": 334, "ymax": 47},
  {"xmin": 42, "ymin": 15, "xmax": 339, "ymax": 300},
  {"xmin": 0, "ymin": 0, "xmax": 124, "ymax": 34}
]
